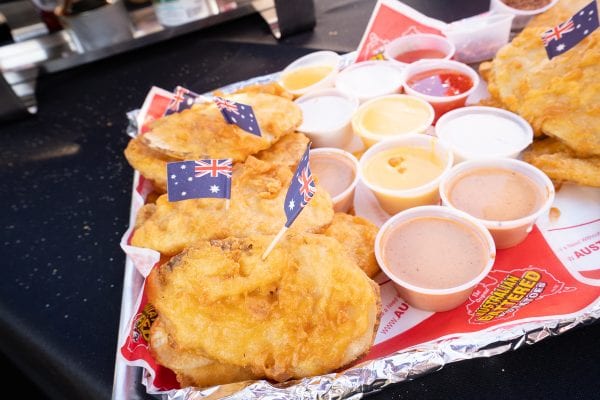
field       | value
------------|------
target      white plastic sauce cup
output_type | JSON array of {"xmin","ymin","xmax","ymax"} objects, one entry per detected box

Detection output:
[
  {"xmin": 335, "ymin": 60, "xmax": 404, "ymax": 104},
  {"xmin": 435, "ymin": 106, "xmax": 533, "ymax": 163},
  {"xmin": 310, "ymin": 147, "xmax": 360, "ymax": 213},
  {"xmin": 295, "ymin": 88, "xmax": 359, "ymax": 148},
  {"xmin": 439, "ymin": 158, "xmax": 555, "ymax": 249},
  {"xmin": 278, "ymin": 50, "xmax": 341, "ymax": 96},
  {"xmin": 489, "ymin": 0, "xmax": 559, "ymax": 30},
  {"xmin": 375, "ymin": 205, "xmax": 496, "ymax": 312},
  {"xmin": 359, "ymin": 133, "xmax": 453, "ymax": 215},
  {"xmin": 402, "ymin": 59, "xmax": 480, "ymax": 122},
  {"xmin": 384, "ymin": 33, "xmax": 455, "ymax": 66},
  {"xmin": 351, "ymin": 94, "xmax": 434, "ymax": 148}
]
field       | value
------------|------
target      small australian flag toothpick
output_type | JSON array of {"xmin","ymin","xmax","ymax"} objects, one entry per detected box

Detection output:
[
  {"xmin": 166, "ymin": 159, "xmax": 232, "ymax": 203},
  {"xmin": 164, "ymin": 86, "xmax": 202, "ymax": 116},
  {"xmin": 283, "ymin": 144, "xmax": 316, "ymax": 228},
  {"xmin": 214, "ymin": 96, "xmax": 261, "ymax": 137},
  {"xmin": 262, "ymin": 144, "xmax": 316, "ymax": 260},
  {"xmin": 542, "ymin": 0, "xmax": 598, "ymax": 59}
]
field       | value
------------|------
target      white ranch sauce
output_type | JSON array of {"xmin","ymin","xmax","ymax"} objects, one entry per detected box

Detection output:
[
  {"xmin": 336, "ymin": 64, "xmax": 403, "ymax": 99},
  {"xmin": 440, "ymin": 113, "xmax": 528, "ymax": 156},
  {"xmin": 297, "ymin": 95, "xmax": 355, "ymax": 133}
]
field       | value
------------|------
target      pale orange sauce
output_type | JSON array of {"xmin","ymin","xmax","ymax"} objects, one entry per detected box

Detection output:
[
  {"xmin": 448, "ymin": 168, "xmax": 545, "ymax": 221},
  {"xmin": 281, "ymin": 65, "xmax": 333, "ymax": 91},
  {"xmin": 363, "ymin": 147, "xmax": 444, "ymax": 190},
  {"xmin": 311, "ymin": 154, "xmax": 355, "ymax": 198},
  {"xmin": 383, "ymin": 217, "xmax": 488, "ymax": 289}
]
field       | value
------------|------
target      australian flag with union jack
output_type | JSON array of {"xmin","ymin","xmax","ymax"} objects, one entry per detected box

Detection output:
[
  {"xmin": 284, "ymin": 144, "xmax": 316, "ymax": 228},
  {"xmin": 542, "ymin": 0, "xmax": 598, "ymax": 59},
  {"xmin": 164, "ymin": 86, "xmax": 202, "ymax": 116},
  {"xmin": 214, "ymin": 96, "xmax": 261, "ymax": 137},
  {"xmin": 166, "ymin": 159, "xmax": 232, "ymax": 202}
]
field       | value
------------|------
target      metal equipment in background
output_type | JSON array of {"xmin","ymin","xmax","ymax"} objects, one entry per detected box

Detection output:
[{"xmin": 0, "ymin": 0, "xmax": 316, "ymax": 121}]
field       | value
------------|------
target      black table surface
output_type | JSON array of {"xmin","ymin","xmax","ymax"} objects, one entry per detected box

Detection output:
[{"xmin": 1, "ymin": 1, "xmax": 599, "ymax": 399}]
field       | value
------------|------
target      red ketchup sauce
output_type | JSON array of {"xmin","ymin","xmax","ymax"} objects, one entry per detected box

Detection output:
[
  {"xmin": 394, "ymin": 49, "xmax": 446, "ymax": 63},
  {"xmin": 406, "ymin": 69, "xmax": 473, "ymax": 97}
]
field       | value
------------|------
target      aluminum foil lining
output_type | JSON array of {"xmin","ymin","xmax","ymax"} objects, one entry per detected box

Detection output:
[{"xmin": 147, "ymin": 299, "xmax": 600, "ymax": 400}]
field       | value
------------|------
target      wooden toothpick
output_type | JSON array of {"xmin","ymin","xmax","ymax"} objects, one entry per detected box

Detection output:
[{"xmin": 261, "ymin": 226, "xmax": 288, "ymax": 260}]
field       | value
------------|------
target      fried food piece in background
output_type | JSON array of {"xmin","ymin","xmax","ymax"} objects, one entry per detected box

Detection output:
[
  {"xmin": 147, "ymin": 234, "xmax": 381, "ymax": 385},
  {"xmin": 134, "ymin": 203, "xmax": 156, "ymax": 229},
  {"xmin": 124, "ymin": 137, "xmax": 175, "ymax": 193},
  {"xmin": 220, "ymin": 82, "xmax": 294, "ymax": 100},
  {"xmin": 255, "ymin": 132, "xmax": 310, "ymax": 171},
  {"xmin": 478, "ymin": 60, "xmax": 492, "ymax": 83},
  {"xmin": 476, "ymin": 89, "xmax": 507, "ymax": 109},
  {"xmin": 484, "ymin": 0, "xmax": 600, "ymax": 155},
  {"xmin": 125, "ymin": 130, "xmax": 308, "ymax": 196},
  {"xmin": 141, "ymin": 92, "xmax": 303, "ymax": 162},
  {"xmin": 523, "ymin": 137, "xmax": 600, "ymax": 187},
  {"xmin": 132, "ymin": 157, "xmax": 334, "ymax": 256},
  {"xmin": 323, "ymin": 213, "xmax": 380, "ymax": 278},
  {"xmin": 149, "ymin": 318, "xmax": 261, "ymax": 387}
]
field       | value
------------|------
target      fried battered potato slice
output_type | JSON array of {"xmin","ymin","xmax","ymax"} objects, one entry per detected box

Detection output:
[
  {"xmin": 323, "ymin": 213, "xmax": 380, "ymax": 278},
  {"xmin": 125, "ymin": 130, "xmax": 309, "ymax": 196},
  {"xmin": 147, "ymin": 234, "xmax": 381, "ymax": 384},
  {"xmin": 478, "ymin": 60, "xmax": 492, "ymax": 83},
  {"xmin": 523, "ymin": 138, "xmax": 600, "ymax": 187},
  {"xmin": 124, "ymin": 137, "xmax": 175, "ymax": 192},
  {"xmin": 149, "ymin": 318, "xmax": 261, "ymax": 387},
  {"xmin": 134, "ymin": 203, "xmax": 156, "ymax": 229},
  {"xmin": 141, "ymin": 93, "xmax": 303, "ymax": 162},
  {"xmin": 132, "ymin": 157, "xmax": 334, "ymax": 255},
  {"xmin": 255, "ymin": 132, "xmax": 310, "ymax": 171},
  {"xmin": 484, "ymin": 0, "xmax": 600, "ymax": 155}
]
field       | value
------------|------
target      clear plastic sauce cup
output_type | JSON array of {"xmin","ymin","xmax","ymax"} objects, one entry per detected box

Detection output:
[
  {"xmin": 443, "ymin": 13, "xmax": 514, "ymax": 63},
  {"xmin": 489, "ymin": 0, "xmax": 559, "ymax": 30}
]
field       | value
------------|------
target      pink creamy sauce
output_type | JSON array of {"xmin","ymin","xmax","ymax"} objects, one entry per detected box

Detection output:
[
  {"xmin": 447, "ymin": 168, "xmax": 545, "ymax": 221},
  {"xmin": 311, "ymin": 153, "xmax": 356, "ymax": 198},
  {"xmin": 383, "ymin": 217, "xmax": 488, "ymax": 289}
]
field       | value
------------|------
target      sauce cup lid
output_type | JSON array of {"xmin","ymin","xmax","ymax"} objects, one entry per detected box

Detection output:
[
  {"xmin": 442, "ymin": 14, "xmax": 514, "ymax": 64},
  {"xmin": 435, "ymin": 106, "xmax": 533, "ymax": 160},
  {"xmin": 445, "ymin": 13, "xmax": 514, "ymax": 33},
  {"xmin": 375, "ymin": 205, "xmax": 496, "ymax": 295},
  {"xmin": 278, "ymin": 51, "xmax": 341, "ymax": 96},
  {"xmin": 439, "ymin": 158, "xmax": 556, "ymax": 229},
  {"xmin": 402, "ymin": 59, "xmax": 480, "ymax": 104},
  {"xmin": 358, "ymin": 133, "xmax": 454, "ymax": 197}
]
